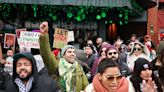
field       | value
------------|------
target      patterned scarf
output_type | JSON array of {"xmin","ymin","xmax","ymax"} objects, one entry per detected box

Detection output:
[
  {"xmin": 58, "ymin": 58, "xmax": 78, "ymax": 92},
  {"xmin": 93, "ymin": 74, "xmax": 129, "ymax": 92},
  {"xmin": 15, "ymin": 77, "xmax": 33, "ymax": 92}
]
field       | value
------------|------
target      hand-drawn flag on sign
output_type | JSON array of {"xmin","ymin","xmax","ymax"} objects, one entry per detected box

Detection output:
[{"xmin": 53, "ymin": 28, "xmax": 68, "ymax": 49}]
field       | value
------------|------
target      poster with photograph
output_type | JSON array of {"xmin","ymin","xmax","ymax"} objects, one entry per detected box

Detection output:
[
  {"xmin": 53, "ymin": 28, "xmax": 68, "ymax": 49},
  {"xmin": 4, "ymin": 33, "xmax": 16, "ymax": 49}
]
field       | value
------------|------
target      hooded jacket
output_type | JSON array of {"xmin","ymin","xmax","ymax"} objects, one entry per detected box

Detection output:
[
  {"xmin": 127, "ymin": 41, "xmax": 151, "ymax": 70},
  {"xmin": 5, "ymin": 52, "xmax": 59, "ymax": 92}
]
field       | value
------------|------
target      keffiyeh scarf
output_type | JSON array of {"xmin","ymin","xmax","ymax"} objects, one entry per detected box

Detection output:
[
  {"xmin": 58, "ymin": 58, "xmax": 78, "ymax": 92},
  {"xmin": 15, "ymin": 77, "xmax": 33, "ymax": 92}
]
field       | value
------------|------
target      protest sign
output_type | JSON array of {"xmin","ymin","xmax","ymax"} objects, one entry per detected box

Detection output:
[
  {"xmin": 53, "ymin": 28, "xmax": 68, "ymax": 49},
  {"xmin": 16, "ymin": 28, "xmax": 27, "ymax": 44},
  {"xmin": 16, "ymin": 28, "xmax": 27, "ymax": 38},
  {"xmin": 19, "ymin": 47, "xmax": 31, "ymax": 53},
  {"xmin": 67, "ymin": 31, "xmax": 75, "ymax": 42},
  {"xmin": 4, "ymin": 33, "xmax": 16, "ymax": 49},
  {"xmin": 19, "ymin": 31, "xmax": 40, "ymax": 49}
]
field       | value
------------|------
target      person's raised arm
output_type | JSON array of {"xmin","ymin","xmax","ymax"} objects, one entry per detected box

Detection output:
[{"xmin": 39, "ymin": 21, "xmax": 58, "ymax": 74}]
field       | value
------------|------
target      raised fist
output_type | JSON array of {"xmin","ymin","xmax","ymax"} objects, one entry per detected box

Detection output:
[{"xmin": 39, "ymin": 21, "xmax": 49, "ymax": 35}]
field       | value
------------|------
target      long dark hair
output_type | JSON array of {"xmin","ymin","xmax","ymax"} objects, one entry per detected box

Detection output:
[
  {"xmin": 130, "ymin": 58, "xmax": 163, "ymax": 92},
  {"xmin": 130, "ymin": 73, "xmax": 163, "ymax": 92}
]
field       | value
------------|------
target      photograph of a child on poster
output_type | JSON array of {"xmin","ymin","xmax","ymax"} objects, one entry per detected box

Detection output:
[{"xmin": 4, "ymin": 33, "xmax": 16, "ymax": 49}]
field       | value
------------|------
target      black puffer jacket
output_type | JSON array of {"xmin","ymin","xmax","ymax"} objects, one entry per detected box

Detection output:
[
  {"xmin": 5, "ymin": 52, "xmax": 59, "ymax": 92},
  {"xmin": 117, "ymin": 59, "xmax": 131, "ymax": 77},
  {"xmin": 0, "ymin": 69, "xmax": 11, "ymax": 92}
]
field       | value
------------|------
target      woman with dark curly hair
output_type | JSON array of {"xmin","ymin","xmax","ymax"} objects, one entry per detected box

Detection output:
[{"xmin": 128, "ymin": 58, "xmax": 163, "ymax": 92}]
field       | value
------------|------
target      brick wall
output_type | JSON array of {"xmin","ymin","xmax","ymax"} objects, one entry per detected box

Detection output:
[{"xmin": 147, "ymin": 7, "xmax": 159, "ymax": 45}]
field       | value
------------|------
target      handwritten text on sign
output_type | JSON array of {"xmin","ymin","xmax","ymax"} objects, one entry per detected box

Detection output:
[
  {"xmin": 53, "ymin": 28, "xmax": 68, "ymax": 49},
  {"xmin": 19, "ymin": 31, "xmax": 40, "ymax": 49}
]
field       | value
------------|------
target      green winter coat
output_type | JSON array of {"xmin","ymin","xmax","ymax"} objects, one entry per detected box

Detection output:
[{"xmin": 39, "ymin": 34, "xmax": 89, "ymax": 92}]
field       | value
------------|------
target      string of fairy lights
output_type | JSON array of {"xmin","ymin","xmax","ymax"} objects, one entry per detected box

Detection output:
[{"xmin": 0, "ymin": 0, "xmax": 145, "ymax": 25}]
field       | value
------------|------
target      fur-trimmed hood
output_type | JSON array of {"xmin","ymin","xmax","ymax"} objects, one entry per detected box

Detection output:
[{"xmin": 129, "ymin": 41, "xmax": 150, "ymax": 58}]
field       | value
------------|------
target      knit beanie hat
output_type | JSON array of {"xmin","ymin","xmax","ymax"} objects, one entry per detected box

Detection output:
[
  {"xmin": 133, "ymin": 58, "xmax": 153, "ymax": 74},
  {"xmin": 99, "ymin": 44, "xmax": 111, "ymax": 54},
  {"xmin": 61, "ymin": 45, "xmax": 75, "ymax": 56},
  {"xmin": 105, "ymin": 45, "xmax": 118, "ymax": 54}
]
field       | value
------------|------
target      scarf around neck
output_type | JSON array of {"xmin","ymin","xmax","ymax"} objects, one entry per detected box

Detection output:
[
  {"xmin": 15, "ymin": 77, "xmax": 34, "ymax": 92},
  {"xmin": 58, "ymin": 58, "xmax": 78, "ymax": 92},
  {"xmin": 92, "ymin": 74, "xmax": 129, "ymax": 92}
]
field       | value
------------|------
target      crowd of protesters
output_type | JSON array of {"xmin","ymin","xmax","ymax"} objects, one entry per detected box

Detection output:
[{"xmin": 0, "ymin": 21, "xmax": 164, "ymax": 92}]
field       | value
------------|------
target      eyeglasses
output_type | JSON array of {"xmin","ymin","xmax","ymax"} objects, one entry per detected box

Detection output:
[
  {"xmin": 134, "ymin": 48, "xmax": 142, "ymax": 51},
  {"xmin": 107, "ymin": 75, "xmax": 122, "ymax": 81},
  {"xmin": 108, "ymin": 52, "xmax": 117, "ymax": 55}
]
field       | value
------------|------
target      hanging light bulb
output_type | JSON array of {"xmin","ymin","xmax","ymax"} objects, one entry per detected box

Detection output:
[
  {"xmin": 119, "ymin": 21, "xmax": 123, "ymax": 25},
  {"xmin": 76, "ymin": 16, "xmax": 81, "ymax": 21},
  {"xmin": 105, "ymin": 21, "xmax": 108, "ymax": 24},
  {"xmin": 67, "ymin": 12, "xmax": 73, "ymax": 18},
  {"xmin": 124, "ymin": 21, "xmax": 128, "ymax": 24},
  {"xmin": 101, "ymin": 11, "xmax": 106, "ymax": 18},
  {"xmin": 109, "ymin": 20, "xmax": 113, "ymax": 24},
  {"xmin": 119, "ymin": 14, "xmax": 123, "ymax": 18},
  {"xmin": 52, "ymin": 15, "xmax": 57, "ymax": 21},
  {"xmin": 81, "ymin": 14, "xmax": 86, "ymax": 20},
  {"xmin": 96, "ymin": 15, "xmax": 101, "ymax": 20}
]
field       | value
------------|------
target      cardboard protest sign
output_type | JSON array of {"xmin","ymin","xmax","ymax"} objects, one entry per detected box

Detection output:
[
  {"xmin": 19, "ymin": 46, "xmax": 31, "ymax": 53},
  {"xmin": 53, "ymin": 28, "xmax": 68, "ymax": 49},
  {"xmin": 19, "ymin": 31, "xmax": 40, "ymax": 49},
  {"xmin": 4, "ymin": 33, "xmax": 16, "ymax": 49},
  {"xmin": 16, "ymin": 28, "xmax": 27, "ymax": 38},
  {"xmin": 16, "ymin": 28, "xmax": 27, "ymax": 44},
  {"xmin": 67, "ymin": 31, "xmax": 75, "ymax": 42}
]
